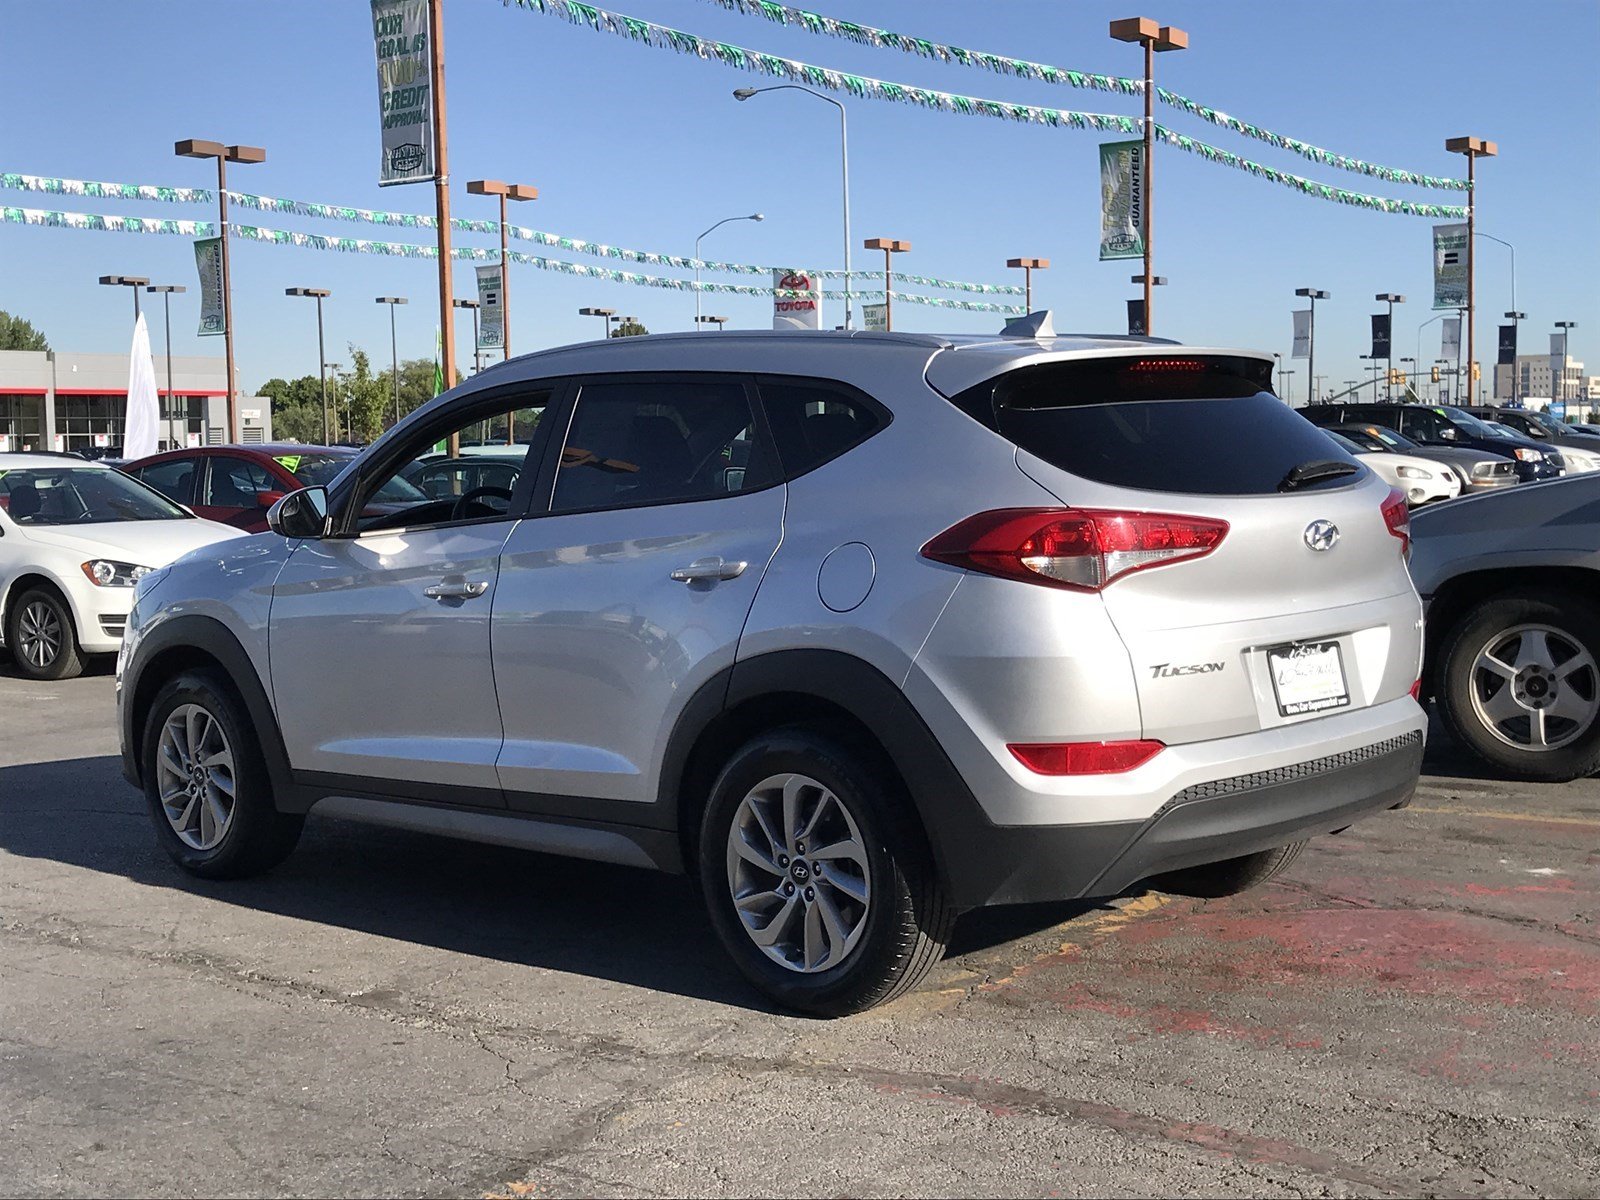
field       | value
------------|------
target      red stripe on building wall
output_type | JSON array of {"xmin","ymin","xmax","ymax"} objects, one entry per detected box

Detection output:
[
  {"xmin": 51, "ymin": 388, "xmax": 228, "ymax": 396},
  {"xmin": 0, "ymin": 387, "xmax": 50, "ymax": 395}
]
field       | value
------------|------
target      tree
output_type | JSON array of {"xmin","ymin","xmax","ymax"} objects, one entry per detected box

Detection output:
[
  {"xmin": 611, "ymin": 318, "xmax": 649, "ymax": 338},
  {"xmin": 0, "ymin": 310, "xmax": 49, "ymax": 351},
  {"xmin": 259, "ymin": 374, "xmax": 327, "ymax": 444},
  {"xmin": 338, "ymin": 346, "xmax": 390, "ymax": 444}
]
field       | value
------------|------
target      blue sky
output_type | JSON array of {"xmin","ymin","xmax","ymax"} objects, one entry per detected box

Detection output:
[{"xmin": 2, "ymin": 0, "xmax": 1596, "ymax": 398}]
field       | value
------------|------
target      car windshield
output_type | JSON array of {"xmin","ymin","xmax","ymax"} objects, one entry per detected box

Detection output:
[
  {"xmin": 1482, "ymin": 422, "xmax": 1518, "ymax": 440},
  {"xmin": 275, "ymin": 452, "xmax": 426, "ymax": 503},
  {"xmin": 1324, "ymin": 431, "xmax": 1368, "ymax": 455},
  {"xmin": 1356, "ymin": 425, "xmax": 1420, "ymax": 452},
  {"xmin": 1440, "ymin": 407, "xmax": 1496, "ymax": 437},
  {"xmin": 0, "ymin": 466, "xmax": 189, "ymax": 524}
]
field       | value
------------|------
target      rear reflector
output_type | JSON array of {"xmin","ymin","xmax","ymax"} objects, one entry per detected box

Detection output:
[
  {"xmin": 922, "ymin": 507, "xmax": 1228, "ymax": 592},
  {"xmin": 1410, "ymin": 679, "xmax": 1423, "ymax": 701},
  {"xmin": 1009, "ymin": 740, "xmax": 1166, "ymax": 775},
  {"xmin": 1381, "ymin": 486, "xmax": 1411, "ymax": 560}
]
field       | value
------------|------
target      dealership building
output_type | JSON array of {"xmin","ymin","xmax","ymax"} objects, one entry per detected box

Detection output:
[{"xmin": 0, "ymin": 349, "xmax": 271, "ymax": 454}]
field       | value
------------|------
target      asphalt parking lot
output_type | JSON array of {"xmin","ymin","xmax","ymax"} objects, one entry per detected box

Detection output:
[{"xmin": 2, "ymin": 661, "xmax": 1596, "ymax": 1199}]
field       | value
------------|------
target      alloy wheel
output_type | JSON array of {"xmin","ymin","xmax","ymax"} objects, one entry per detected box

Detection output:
[
  {"xmin": 156, "ymin": 703, "xmax": 238, "ymax": 850},
  {"xmin": 725, "ymin": 773, "xmax": 872, "ymax": 974},
  {"xmin": 17, "ymin": 600, "xmax": 62, "ymax": 669},
  {"xmin": 1470, "ymin": 623, "xmax": 1599, "ymax": 751}
]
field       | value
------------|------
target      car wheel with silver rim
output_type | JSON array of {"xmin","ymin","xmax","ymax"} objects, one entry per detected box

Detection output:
[
  {"xmin": 140, "ymin": 670, "xmax": 304, "ymax": 878},
  {"xmin": 1438, "ymin": 589, "xmax": 1600, "ymax": 782},
  {"xmin": 700, "ymin": 727, "xmax": 952, "ymax": 1017},
  {"xmin": 5, "ymin": 586, "xmax": 84, "ymax": 681}
]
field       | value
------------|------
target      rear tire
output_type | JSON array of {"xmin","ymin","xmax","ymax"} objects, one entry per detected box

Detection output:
[
  {"xmin": 141, "ymin": 670, "xmax": 303, "ymax": 879},
  {"xmin": 1436, "ymin": 588, "xmax": 1600, "ymax": 783},
  {"xmin": 6, "ymin": 586, "xmax": 83, "ymax": 681},
  {"xmin": 1152, "ymin": 841, "xmax": 1306, "ymax": 898},
  {"xmin": 699, "ymin": 727, "xmax": 953, "ymax": 1017}
]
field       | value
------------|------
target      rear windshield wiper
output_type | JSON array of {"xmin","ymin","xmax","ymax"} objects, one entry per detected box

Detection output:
[{"xmin": 1278, "ymin": 459, "xmax": 1360, "ymax": 492}]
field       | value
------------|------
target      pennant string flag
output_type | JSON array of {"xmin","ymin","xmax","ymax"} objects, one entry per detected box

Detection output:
[{"xmin": 685, "ymin": 0, "xmax": 1469, "ymax": 190}]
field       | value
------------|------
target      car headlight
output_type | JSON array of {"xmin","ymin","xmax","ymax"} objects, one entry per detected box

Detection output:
[
  {"xmin": 1513, "ymin": 448, "xmax": 1544, "ymax": 463},
  {"xmin": 1396, "ymin": 466, "xmax": 1432, "ymax": 479},
  {"xmin": 80, "ymin": 559, "xmax": 153, "ymax": 588}
]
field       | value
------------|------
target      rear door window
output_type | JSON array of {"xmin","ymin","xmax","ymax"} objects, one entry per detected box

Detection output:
[
  {"xmin": 132, "ymin": 457, "xmax": 196, "ymax": 504},
  {"xmin": 951, "ymin": 356, "xmax": 1358, "ymax": 496},
  {"xmin": 755, "ymin": 379, "xmax": 885, "ymax": 479}
]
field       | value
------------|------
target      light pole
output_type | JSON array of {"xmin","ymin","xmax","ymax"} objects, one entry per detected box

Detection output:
[
  {"xmin": 465, "ymin": 179, "xmax": 536, "ymax": 360},
  {"xmin": 98, "ymin": 275, "xmax": 149, "ymax": 323},
  {"xmin": 285, "ymin": 288, "xmax": 332, "ymax": 445},
  {"xmin": 864, "ymin": 238, "xmax": 910, "ymax": 330},
  {"xmin": 1006, "ymin": 258, "xmax": 1049, "ymax": 313},
  {"xmin": 1280, "ymin": 369, "xmax": 1295, "ymax": 406},
  {"xmin": 579, "ymin": 306, "xmax": 617, "ymax": 338},
  {"xmin": 1273, "ymin": 351, "xmax": 1282, "ymax": 396},
  {"xmin": 175, "ymin": 140, "xmax": 265, "ymax": 443},
  {"xmin": 696, "ymin": 315, "xmax": 730, "ymax": 332},
  {"xmin": 1131, "ymin": 274, "xmax": 1166, "ymax": 334},
  {"xmin": 695, "ymin": 213, "xmax": 764, "ymax": 329},
  {"xmin": 1295, "ymin": 288, "xmax": 1330, "ymax": 403},
  {"xmin": 375, "ymin": 296, "xmax": 408, "ymax": 428},
  {"xmin": 1556, "ymin": 321, "xmax": 1578, "ymax": 410},
  {"xmin": 453, "ymin": 297, "xmax": 481, "ymax": 367},
  {"xmin": 1445, "ymin": 136, "xmax": 1498, "ymax": 409},
  {"xmin": 734, "ymin": 84, "xmax": 852, "ymax": 329},
  {"xmin": 1504, "ymin": 310, "xmax": 1527, "ymax": 405},
  {"xmin": 1375, "ymin": 293, "xmax": 1405, "ymax": 399},
  {"xmin": 1434, "ymin": 360, "xmax": 1450, "ymax": 402},
  {"xmin": 1314, "ymin": 374, "xmax": 1327, "ymax": 401},
  {"xmin": 1360, "ymin": 354, "xmax": 1381, "ymax": 399},
  {"xmin": 147, "ymin": 285, "xmax": 186, "ymax": 449},
  {"xmin": 1109, "ymin": 16, "xmax": 1188, "ymax": 336},
  {"xmin": 324, "ymin": 362, "xmax": 343, "ymax": 443},
  {"xmin": 1399, "ymin": 356, "xmax": 1416, "ymax": 401}
]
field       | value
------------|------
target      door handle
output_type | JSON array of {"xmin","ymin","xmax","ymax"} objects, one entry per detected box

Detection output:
[
  {"xmin": 670, "ymin": 557, "xmax": 748, "ymax": 583},
  {"xmin": 423, "ymin": 579, "xmax": 489, "ymax": 600}
]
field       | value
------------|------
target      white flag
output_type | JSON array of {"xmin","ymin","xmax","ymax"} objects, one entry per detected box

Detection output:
[
  {"xmin": 1291, "ymin": 309, "xmax": 1312, "ymax": 358},
  {"xmin": 123, "ymin": 313, "xmax": 160, "ymax": 460},
  {"xmin": 1442, "ymin": 317, "xmax": 1461, "ymax": 361}
]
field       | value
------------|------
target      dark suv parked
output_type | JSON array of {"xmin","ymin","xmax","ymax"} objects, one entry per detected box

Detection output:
[
  {"xmin": 1302, "ymin": 403, "xmax": 1562, "ymax": 482},
  {"xmin": 1465, "ymin": 405, "xmax": 1600, "ymax": 453}
]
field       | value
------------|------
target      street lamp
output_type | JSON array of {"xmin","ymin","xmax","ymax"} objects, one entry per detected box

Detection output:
[
  {"xmin": 465, "ymin": 179, "xmax": 536, "ymax": 359},
  {"xmin": 1504, "ymin": 310, "xmax": 1528, "ymax": 405},
  {"xmin": 1375, "ymin": 293, "xmax": 1406, "ymax": 399},
  {"xmin": 285, "ymin": 287, "xmax": 332, "ymax": 445},
  {"xmin": 323, "ymin": 362, "xmax": 343, "ymax": 444},
  {"xmin": 1295, "ymin": 288, "xmax": 1330, "ymax": 402},
  {"xmin": 147, "ymin": 285, "xmax": 186, "ymax": 448},
  {"xmin": 1109, "ymin": 16, "xmax": 1188, "ymax": 335},
  {"xmin": 1556, "ymin": 321, "xmax": 1578, "ymax": 409},
  {"xmin": 1130, "ymin": 274, "xmax": 1166, "ymax": 334},
  {"xmin": 452, "ymin": 297, "xmax": 481, "ymax": 368},
  {"xmin": 697, "ymin": 315, "xmax": 730, "ymax": 331},
  {"xmin": 1444, "ymin": 135, "xmax": 1498, "ymax": 404},
  {"xmin": 375, "ymin": 296, "xmax": 408, "ymax": 427},
  {"xmin": 1359, "ymin": 354, "xmax": 1382, "ymax": 399},
  {"xmin": 735, "ymin": 84, "xmax": 852, "ymax": 329},
  {"xmin": 579, "ymin": 306, "xmax": 617, "ymax": 338},
  {"xmin": 1399, "ymin": 356, "xmax": 1416, "ymax": 400},
  {"xmin": 175, "ymin": 139, "xmax": 265, "ymax": 443},
  {"xmin": 864, "ymin": 238, "xmax": 910, "ymax": 330},
  {"xmin": 98, "ymin": 275, "xmax": 150, "ymax": 323},
  {"xmin": 1006, "ymin": 258, "xmax": 1049, "ymax": 313},
  {"xmin": 695, "ymin": 213, "xmax": 764, "ymax": 329},
  {"xmin": 1279, "ymin": 369, "xmax": 1295, "ymax": 406}
]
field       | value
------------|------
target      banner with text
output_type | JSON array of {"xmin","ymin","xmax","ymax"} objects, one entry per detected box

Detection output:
[
  {"xmin": 1432, "ymin": 223, "xmax": 1468, "ymax": 309},
  {"xmin": 193, "ymin": 237, "xmax": 225, "ymax": 336},
  {"xmin": 1498, "ymin": 324, "xmax": 1517, "ymax": 366},
  {"xmin": 1098, "ymin": 140, "xmax": 1144, "ymax": 261},
  {"xmin": 475, "ymin": 263, "xmax": 504, "ymax": 349},
  {"xmin": 1127, "ymin": 298, "xmax": 1146, "ymax": 336},
  {"xmin": 372, "ymin": 0, "xmax": 435, "ymax": 186},
  {"xmin": 772, "ymin": 269, "xmax": 821, "ymax": 329},
  {"xmin": 1442, "ymin": 316, "xmax": 1461, "ymax": 361},
  {"xmin": 1291, "ymin": 309, "xmax": 1311, "ymax": 358},
  {"xmin": 1370, "ymin": 313, "xmax": 1391, "ymax": 359},
  {"xmin": 861, "ymin": 302, "xmax": 887, "ymax": 332}
]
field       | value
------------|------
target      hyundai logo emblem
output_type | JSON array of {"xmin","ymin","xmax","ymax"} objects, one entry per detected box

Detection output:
[{"xmin": 1304, "ymin": 520, "xmax": 1340, "ymax": 552}]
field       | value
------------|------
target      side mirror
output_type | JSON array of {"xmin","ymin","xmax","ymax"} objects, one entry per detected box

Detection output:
[
  {"xmin": 266, "ymin": 486, "xmax": 330, "ymax": 539},
  {"xmin": 256, "ymin": 489, "xmax": 286, "ymax": 509}
]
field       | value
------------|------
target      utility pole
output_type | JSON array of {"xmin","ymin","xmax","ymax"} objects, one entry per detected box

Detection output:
[
  {"xmin": 428, "ymin": 0, "xmax": 459, "ymax": 456},
  {"xmin": 1445, "ymin": 136, "xmax": 1497, "ymax": 411}
]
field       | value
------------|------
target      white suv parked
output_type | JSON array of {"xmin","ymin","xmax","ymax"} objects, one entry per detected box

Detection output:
[{"xmin": 118, "ymin": 328, "xmax": 1427, "ymax": 1015}]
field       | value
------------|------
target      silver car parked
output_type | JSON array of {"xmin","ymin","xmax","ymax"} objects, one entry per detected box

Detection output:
[{"xmin": 117, "ymin": 327, "xmax": 1426, "ymax": 1015}]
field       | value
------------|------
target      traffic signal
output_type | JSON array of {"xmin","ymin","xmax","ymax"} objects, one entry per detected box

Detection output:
[
  {"xmin": 1389, "ymin": 368, "xmax": 1405, "ymax": 385},
  {"xmin": 1471, "ymin": 362, "xmax": 1481, "ymax": 381},
  {"xmin": 1431, "ymin": 365, "xmax": 1441, "ymax": 383}
]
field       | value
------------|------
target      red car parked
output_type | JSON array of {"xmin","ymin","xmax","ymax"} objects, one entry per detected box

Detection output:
[{"xmin": 122, "ymin": 444, "xmax": 424, "ymax": 532}]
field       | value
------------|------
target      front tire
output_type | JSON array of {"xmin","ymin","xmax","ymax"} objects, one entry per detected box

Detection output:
[
  {"xmin": 141, "ymin": 670, "xmax": 304, "ymax": 878},
  {"xmin": 699, "ymin": 727, "xmax": 953, "ymax": 1017},
  {"xmin": 5, "ymin": 586, "xmax": 83, "ymax": 680},
  {"xmin": 1436, "ymin": 589, "xmax": 1600, "ymax": 782}
]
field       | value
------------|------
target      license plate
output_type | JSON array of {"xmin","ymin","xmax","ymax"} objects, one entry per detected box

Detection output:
[{"xmin": 1266, "ymin": 641, "xmax": 1350, "ymax": 716}]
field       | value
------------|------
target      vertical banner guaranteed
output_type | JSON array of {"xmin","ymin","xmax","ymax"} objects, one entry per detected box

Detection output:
[
  {"xmin": 1099, "ymin": 140, "xmax": 1144, "ymax": 261},
  {"xmin": 372, "ymin": 0, "xmax": 435, "ymax": 186},
  {"xmin": 1291, "ymin": 309, "xmax": 1312, "ymax": 358},
  {"xmin": 193, "ymin": 237, "xmax": 225, "ymax": 336},
  {"xmin": 1433, "ymin": 223, "xmax": 1468, "ymax": 309},
  {"xmin": 1370, "ymin": 314, "xmax": 1391, "ymax": 359},
  {"xmin": 475, "ymin": 264, "xmax": 504, "ymax": 349},
  {"xmin": 1442, "ymin": 317, "xmax": 1462, "ymax": 361},
  {"xmin": 772, "ymin": 270, "xmax": 821, "ymax": 330}
]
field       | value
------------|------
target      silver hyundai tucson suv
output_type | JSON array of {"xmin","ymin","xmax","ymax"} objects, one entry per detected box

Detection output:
[{"xmin": 117, "ymin": 327, "xmax": 1427, "ymax": 1016}]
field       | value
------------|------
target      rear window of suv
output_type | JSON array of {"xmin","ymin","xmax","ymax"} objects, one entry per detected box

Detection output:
[{"xmin": 950, "ymin": 355, "xmax": 1359, "ymax": 495}]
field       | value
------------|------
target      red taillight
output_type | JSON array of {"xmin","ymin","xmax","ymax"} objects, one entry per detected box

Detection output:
[
  {"xmin": 1381, "ymin": 487, "xmax": 1411, "ymax": 560},
  {"xmin": 1409, "ymin": 679, "xmax": 1423, "ymax": 701},
  {"xmin": 1126, "ymin": 357, "xmax": 1207, "ymax": 373},
  {"xmin": 1009, "ymin": 740, "xmax": 1166, "ymax": 775},
  {"xmin": 921, "ymin": 508, "xmax": 1229, "ymax": 592}
]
